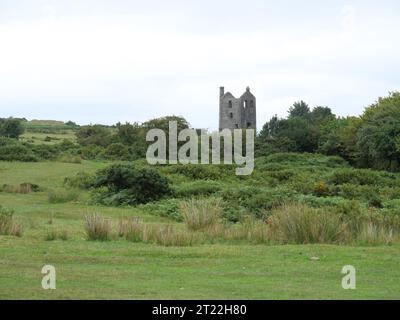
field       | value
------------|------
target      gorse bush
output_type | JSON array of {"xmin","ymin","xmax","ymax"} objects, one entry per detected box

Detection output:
[
  {"xmin": 64, "ymin": 171, "xmax": 94, "ymax": 189},
  {"xmin": 84, "ymin": 213, "xmax": 112, "ymax": 241},
  {"xmin": 219, "ymin": 186, "xmax": 295, "ymax": 220},
  {"xmin": 79, "ymin": 145, "xmax": 105, "ymax": 160},
  {"xmin": 0, "ymin": 205, "xmax": 23, "ymax": 237},
  {"xmin": 179, "ymin": 198, "xmax": 222, "ymax": 231},
  {"xmin": 104, "ymin": 143, "xmax": 131, "ymax": 160},
  {"xmin": 173, "ymin": 180, "xmax": 222, "ymax": 198},
  {"xmin": 258, "ymin": 153, "xmax": 349, "ymax": 168},
  {"xmin": 313, "ymin": 181, "xmax": 331, "ymax": 197},
  {"xmin": 140, "ymin": 198, "xmax": 181, "ymax": 221},
  {"xmin": 92, "ymin": 163, "xmax": 172, "ymax": 205},
  {"xmin": 328, "ymin": 168, "xmax": 383, "ymax": 186},
  {"xmin": 161, "ymin": 164, "xmax": 232, "ymax": 180},
  {"xmin": 0, "ymin": 142, "xmax": 38, "ymax": 162}
]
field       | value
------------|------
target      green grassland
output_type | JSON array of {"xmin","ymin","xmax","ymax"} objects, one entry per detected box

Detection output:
[
  {"xmin": 19, "ymin": 120, "xmax": 77, "ymax": 145},
  {"xmin": 1, "ymin": 159, "xmax": 400, "ymax": 299},
  {"xmin": 20, "ymin": 131, "xmax": 77, "ymax": 145}
]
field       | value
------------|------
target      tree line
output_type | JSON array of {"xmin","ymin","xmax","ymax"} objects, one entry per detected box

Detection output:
[
  {"xmin": 256, "ymin": 92, "xmax": 400, "ymax": 171},
  {"xmin": 1, "ymin": 91, "xmax": 399, "ymax": 171}
]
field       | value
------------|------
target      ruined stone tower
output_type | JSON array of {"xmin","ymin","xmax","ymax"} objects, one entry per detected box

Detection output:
[{"xmin": 219, "ymin": 86, "xmax": 256, "ymax": 131}]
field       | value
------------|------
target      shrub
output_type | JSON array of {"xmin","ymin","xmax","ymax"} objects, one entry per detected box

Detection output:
[
  {"xmin": 58, "ymin": 153, "xmax": 82, "ymax": 164},
  {"xmin": 31, "ymin": 144, "xmax": 60, "ymax": 160},
  {"xmin": 266, "ymin": 169, "xmax": 296, "ymax": 181},
  {"xmin": 92, "ymin": 164, "xmax": 172, "ymax": 205},
  {"xmin": 220, "ymin": 186, "xmax": 295, "ymax": 220},
  {"xmin": 328, "ymin": 168, "xmax": 381, "ymax": 186},
  {"xmin": 140, "ymin": 198, "xmax": 181, "ymax": 221},
  {"xmin": 367, "ymin": 194, "xmax": 384, "ymax": 209},
  {"xmin": 262, "ymin": 153, "xmax": 348, "ymax": 168},
  {"xmin": 179, "ymin": 198, "xmax": 222, "ymax": 231},
  {"xmin": 313, "ymin": 181, "xmax": 330, "ymax": 197},
  {"xmin": 104, "ymin": 143, "xmax": 130, "ymax": 160},
  {"xmin": 0, "ymin": 143, "xmax": 38, "ymax": 162},
  {"xmin": 47, "ymin": 189, "xmax": 79, "ymax": 203},
  {"xmin": 64, "ymin": 171, "xmax": 94, "ymax": 189},
  {"xmin": 173, "ymin": 181, "xmax": 222, "ymax": 198},
  {"xmin": 296, "ymin": 194, "xmax": 349, "ymax": 209},
  {"xmin": 84, "ymin": 213, "xmax": 112, "ymax": 241},
  {"xmin": 162, "ymin": 164, "xmax": 230, "ymax": 180},
  {"xmin": 79, "ymin": 145, "xmax": 105, "ymax": 160},
  {"xmin": 0, "ymin": 206, "xmax": 23, "ymax": 237},
  {"xmin": 76, "ymin": 125, "xmax": 112, "ymax": 147}
]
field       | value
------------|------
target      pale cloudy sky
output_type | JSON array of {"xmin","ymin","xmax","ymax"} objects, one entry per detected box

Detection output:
[{"xmin": 0, "ymin": 0, "xmax": 399, "ymax": 130}]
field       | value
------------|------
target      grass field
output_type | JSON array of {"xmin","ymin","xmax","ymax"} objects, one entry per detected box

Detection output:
[
  {"xmin": 0, "ymin": 161, "xmax": 399, "ymax": 299},
  {"xmin": 20, "ymin": 130, "xmax": 77, "ymax": 145},
  {"xmin": 18, "ymin": 119, "xmax": 77, "ymax": 145}
]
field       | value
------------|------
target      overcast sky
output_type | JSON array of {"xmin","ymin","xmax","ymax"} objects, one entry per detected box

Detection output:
[{"xmin": 0, "ymin": 0, "xmax": 399, "ymax": 130}]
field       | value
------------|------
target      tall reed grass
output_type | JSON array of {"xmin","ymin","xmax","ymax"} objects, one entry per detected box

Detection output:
[
  {"xmin": 268, "ymin": 203, "xmax": 398, "ymax": 245},
  {"xmin": 179, "ymin": 198, "xmax": 222, "ymax": 231},
  {"xmin": 0, "ymin": 206, "xmax": 23, "ymax": 237},
  {"xmin": 84, "ymin": 213, "xmax": 112, "ymax": 241}
]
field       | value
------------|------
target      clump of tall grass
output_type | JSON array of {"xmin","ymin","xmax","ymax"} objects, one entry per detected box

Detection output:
[
  {"xmin": 268, "ymin": 203, "xmax": 398, "ymax": 245},
  {"xmin": 45, "ymin": 229, "xmax": 69, "ymax": 241},
  {"xmin": 0, "ymin": 183, "xmax": 40, "ymax": 194},
  {"xmin": 84, "ymin": 213, "xmax": 112, "ymax": 241},
  {"xmin": 201, "ymin": 218, "xmax": 271, "ymax": 244},
  {"xmin": 232, "ymin": 218, "xmax": 271, "ymax": 244},
  {"xmin": 118, "ymin": 217, "xmax": 143, "ymax": 242},
  {"xmin": 58, "ymin": 154, "xmax": 82, "ymax": 164},
  {"xmin": 153, "ymin": 224, "xmax": 195, "ymax": 247},
  {"xmin": 355, "ymin": 222, "xmax": 394, "ymax": 245},
  {"xmin": 118, "ymin": 218, "xmax": 195, "ymax": 246},
  {"xmin": 179, "ymin": 198, "xmax": 222, "ymax": 231},
  {"xmin": 269, "ymin": 203, "xmax": 348, "ymax": 244},
  {"xmin": 0, "ymin": 205, "xmax": 23, "ymax": 237},
  {"xmin": 48, "ymin": 189, "xmax": 79, "ymax": 203}
]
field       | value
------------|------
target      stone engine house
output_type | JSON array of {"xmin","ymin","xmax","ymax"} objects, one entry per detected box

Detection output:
[{"xmin": 219, "ymin": 86, "xmax": 256, "ymax": 131}]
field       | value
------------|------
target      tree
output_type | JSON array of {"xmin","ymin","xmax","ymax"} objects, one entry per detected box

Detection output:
[
  {"xmin": 65, "ymin": 121, "xmax": 79, "ymax": 127},
  {"xmin": 0, "ymin": 118, "xmax": 25, "ymax": 139},
  {"xmin": 115, "ymin": 122, "xmax": 144, "ymax": 145},
  {"xmin": 356, "ymin": 92, "xmax": 400, "ymax": 171},
  {"xmin": 310, "ymin": 106, "xmax": 335, "ymax": 123},
  {"xmin": 142, "ymin": 115, "xmax": 190, "ymax": 132},
  {"xmin": 318, "ymin": 117, "xmax": 360, "ymax": 163},
  {"xmin": 288, "ymin": 101, "xmax": 310, "ymax": 118},
  {"xmin": 76, "ymin": 125, "xmax": 112, "ymax": 147}
]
